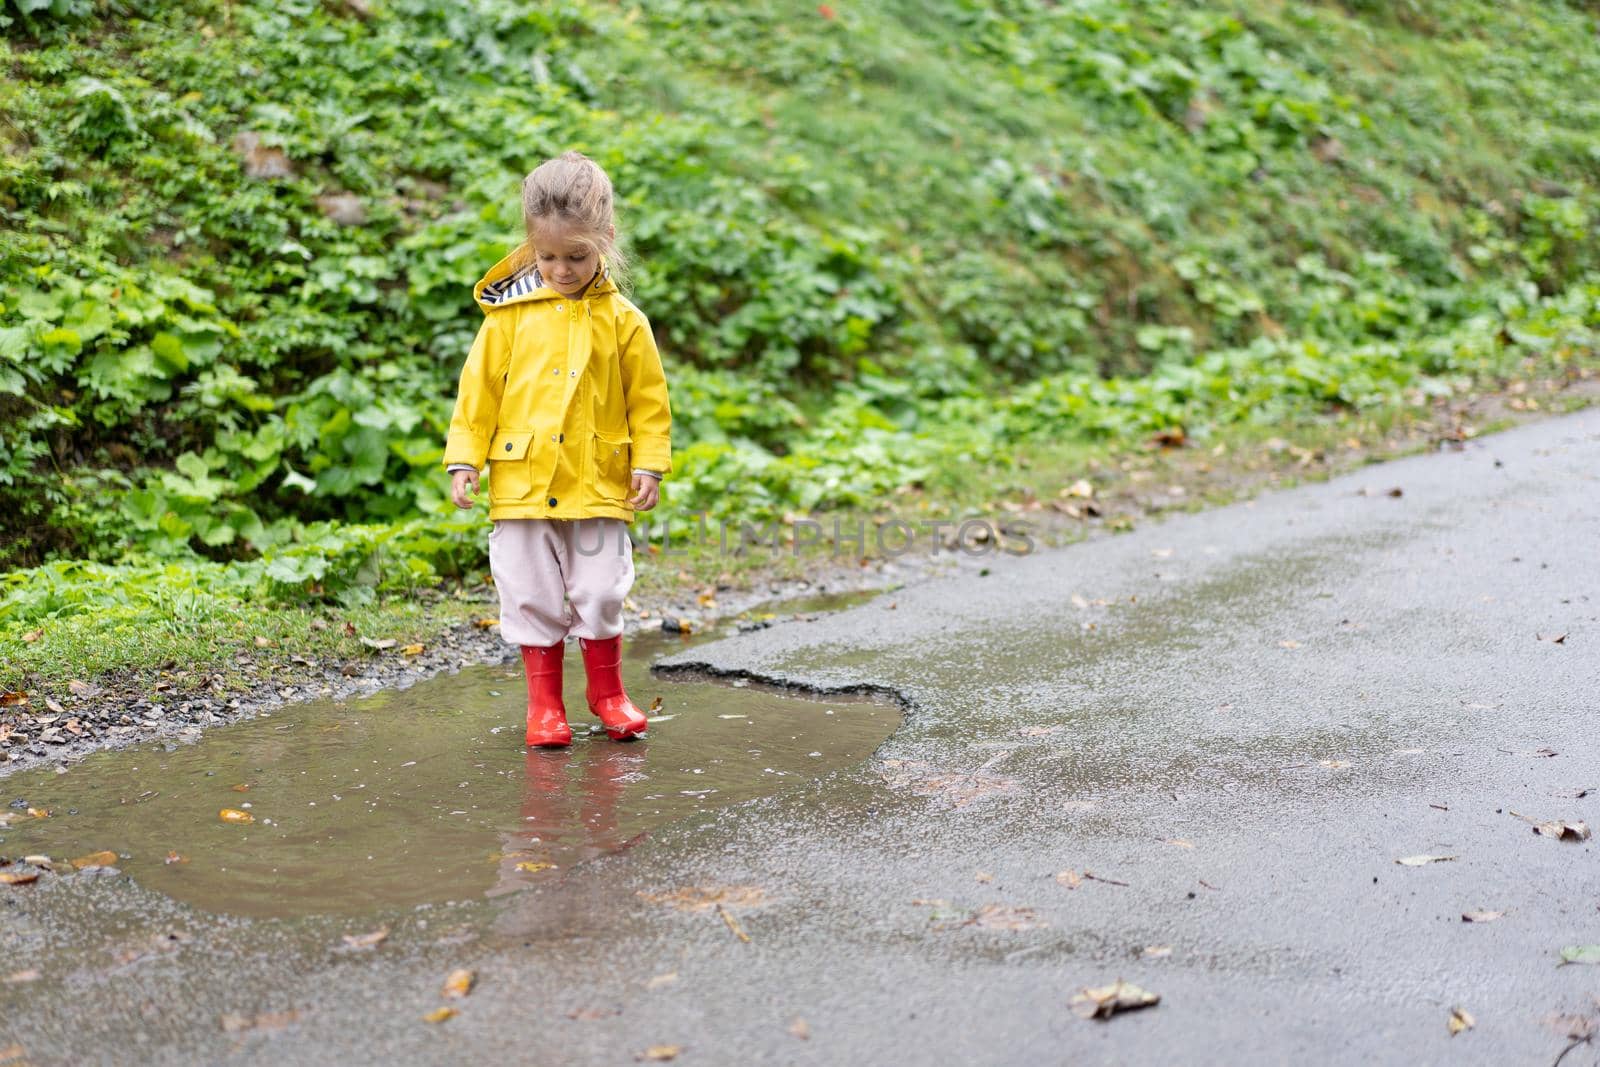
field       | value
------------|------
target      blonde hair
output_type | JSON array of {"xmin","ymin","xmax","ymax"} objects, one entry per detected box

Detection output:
[{"xmin": 507, "ymin": 151, "xmax": 630, "ymax": 292}]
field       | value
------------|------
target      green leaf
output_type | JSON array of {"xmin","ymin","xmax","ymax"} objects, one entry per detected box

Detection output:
[
  {"xmin": 150, "ymin": 332, "xmax": 188, "ymax": 373},
  {"xmin": 1560, "ymin": 945, "xmax": 1600, "ymax": 966}
]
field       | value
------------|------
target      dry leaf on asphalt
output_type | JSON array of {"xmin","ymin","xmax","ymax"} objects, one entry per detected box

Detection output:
[
  {"xmin": 442, "ymin": 968, "xmax": 476, "ymax": 998},
  {"xmin": 219, "ymin": 808, "xmax": 254, "ymax": 824},
  {"xmin": 788, "ymin": 1017, "xmax": 811, "ymax": 1040},
  {"xmin": 220, "ymin": 1009, "xmax": 301, "ymax": 1033},
  {"xmin": 341, "ymin": 927, "xmax": 389, "ymax": 950},
  {"xmin": 1070, "ymin": 979, "xmax": 1160, "ymax": 1020},
  {"xmin": 1461, "ymin": 910, "xmax": 1504, "ymax": 923},
  {"xmin": 1055, "ymin": 870, "xmax": 1082, "ymax": 890},
  {"xmin": 422, "ymin": 1007, "xmax": 457, "ymax": 1024},
  {"xmin": 954, "ymin": 905, "xmax": 1046, "ymax": 932},
  {"xmin": 637, "ymin": 1046, "xmax": 682, "ymax": 1062},
  {"xmin": 645, "ymin": 973, "xmax": 678, "ymax": 990},
  {"xmin": 1559, "ymin": 946, "xmax": 1600, "ymax": 966},
  {"xmin": 637, "ymin": 885, "xmax": 767, "ymax": 912},
  {"xmin": 1448, "ymin": 1007, "xmax": 1475, "ymax": 1036},
  {"xmin": 1533, "ymin": 820, "xmax": 1590, "ymax": 841},
  {"xmin": 70, "ymin": 851, "xmax": 118, "ymax": 869},
  {"xmin": 1394, "ymin": 854, "xmax": 1455, "ymax": 866},
  {"xmin": 1143, "ymin": 945, "xmax": 1173, "ymax": 959},
  {"xmin": 567, "ymin": 1006, "xmax": 620, "ymax": 1021}
]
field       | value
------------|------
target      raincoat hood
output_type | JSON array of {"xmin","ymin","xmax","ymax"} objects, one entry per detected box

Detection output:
[{"xmin": 473, "ymin": 248, "xmax": 618, "ymax": 312}]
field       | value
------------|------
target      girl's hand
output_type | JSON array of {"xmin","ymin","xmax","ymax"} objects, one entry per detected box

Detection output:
[
  {"xmin": 451, "ymin": 468, "xmax": 481, "ymax": 509},
  {"xmin": 629, "ymin": 472, "xmax": 661, "ymax": 511}
]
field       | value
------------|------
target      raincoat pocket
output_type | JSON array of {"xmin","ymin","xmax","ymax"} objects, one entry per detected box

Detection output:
[
  {"xmin": 592, "ymin": 430, "xmax": 632, "ymax": 503},
  {"xmin": 487, "ymin": 430, "xmax": 535, "ymax": 503}
]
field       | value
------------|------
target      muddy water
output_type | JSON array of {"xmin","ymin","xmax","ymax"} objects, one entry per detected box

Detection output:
[{"xmin": 0, "ymin": 629, "xmax": 898, "ymax": 918}]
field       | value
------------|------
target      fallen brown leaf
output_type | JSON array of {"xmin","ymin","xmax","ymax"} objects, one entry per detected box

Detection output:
[
  {"xmin": 515, "ymin": 861, "xmax": 556, "ymax": 874},
  {"xmin": 422, "ymin": 1006, "xmax": 457, "ymax": 1024},
  {"xmin": 0, "ymin": 691, "xmax": 26, "ymax": 707},
  {"xmin": 341, "ymin": 926, "xmax": 389, "ymax": 950},
  {"xmin": 1461, "ymin": 910, "xmax": 1504, "ymax": 923},
  {"xmin": 220, "ymin": 1009, "xmax": 301, "ymax": 1033},
  {"xmin": 1070, "ymin": 979, "xmax": 1160, "ymax": 1020},
  {"xmin": 1055, "ymin": 870, "xmax": 1082, "ymax": 890},
  {"xmin": 975, "ymin": 871, "xmax": 995, "ymax": 883},
  {"xmin": 1533, "ymin": 820, "xmax": 1590, "ymax": 842},
  {"xmin": 164, "ymin": 851, "xmax": 188, "ymax": 865},
  {"xmin": 2, "ymin": 969, "xmax": 40, "ymax": 984},
  {"xmin": 400, "ymin": 643, "xmax": 425, "ymax": 657},
  {"xmin": 788, "ymin": 1017, "xmax": 810, "ymax": 1040},
  {"xmin": 0, "ymin": 870, "xmax": 40, "ymax": 886},
  {"xmin": 442, "ymin": 968, "xmax": 476, "ymax": 998},
  {"xmin": 219, "ymin": 808, "xmax": 255, "ymax": 824},
  {"xmin": 1448, "ymin": 1007, "xmax": 1474, "ymax": 1036},
  {"xmin": 20, "ymin": 629, "xmax": 42, "ymax": 643},
  {"xmin": 959, "ymin": 905, "xmax": 1046, "ymax": 932},
  {"xmin": 70, "ymin": 851, "xmax": 118, "ymax": 870},
  {"xmin": 637, "ymin": 1046, "xmax": 682, "ymax": 1062},
  {"xmin": 567, "ymin": 1006, "xmax": 620, "ymax": 1021},
  {"xmin": 1394, "ymin": 854, "xmax": 1455, "ymax": 866},
  {"xmin": 1143, "ymin": 945, "xmax": 1173, "ymax": 958},
  {"xmin": 473, "ymin": 617, "xmax": 499, "ymax": 629},
  {"xmin": 637, "ymin": 885, "xmax": 768, "ymax": 913}
]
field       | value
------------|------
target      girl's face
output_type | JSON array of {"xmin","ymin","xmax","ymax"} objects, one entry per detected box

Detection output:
[{"xmin": 532, "ymin": 223, "xmax": 602, "ymax": 297}]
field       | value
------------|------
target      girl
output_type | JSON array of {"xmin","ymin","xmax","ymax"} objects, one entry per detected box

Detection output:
[{"xmin": 443, "ymin": 151, "xmax": 671, "ymax": 749}]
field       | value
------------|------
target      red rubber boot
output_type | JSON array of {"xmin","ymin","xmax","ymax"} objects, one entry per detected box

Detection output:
[
  {"xmin": 578, "ymin": 634, "xmax": 648, "ymax": 741},
  {"xmin": 520, "ymin": 642, "xmax": 572, "ymax": 748}
]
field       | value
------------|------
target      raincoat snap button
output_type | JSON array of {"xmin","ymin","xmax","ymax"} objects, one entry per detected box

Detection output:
[
  {"xmin": 504, "ymin": 442, "xmax": 513, "ymax": 452},
  {"xmin": 569, "ymin": 369, "xmax": 577, "ymax": 377},
  {"xmin": 553, "ymin": 368, "xmax": 560, "ymax": 375},
  {"xmin": 547, "ymin": 497, "xmax": 558, "ymax": 507},
  {"xmin": 558, "ymin": 434, "xmax": 564, "ymax": 442},
  {"xmin": 555, "ymin": 304, "xmax": 562, "ymax": 311}
]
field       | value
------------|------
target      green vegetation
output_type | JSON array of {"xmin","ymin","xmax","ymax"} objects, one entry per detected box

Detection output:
[{"xmin": 2, "ymin": 0, "xmax": 1598, "ymax": 689}]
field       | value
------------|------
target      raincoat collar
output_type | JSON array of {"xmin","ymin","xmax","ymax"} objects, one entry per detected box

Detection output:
[{"xmin": 474, "ymin": 248, "xmax": 617, "ymax": 311}]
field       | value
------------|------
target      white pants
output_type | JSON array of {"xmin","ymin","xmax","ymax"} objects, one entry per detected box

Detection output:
[{"xmin": 488, "ymin": 518, "xmax": 634, "ymax": 647}]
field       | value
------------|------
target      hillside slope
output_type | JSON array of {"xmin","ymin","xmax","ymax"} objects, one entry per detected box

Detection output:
[{"xmin": 1, "ymin": 0, "xmax": 1597, "ymax": 573}]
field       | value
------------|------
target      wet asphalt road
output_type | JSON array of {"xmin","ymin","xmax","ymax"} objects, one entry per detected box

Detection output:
[{"xmin": 4, "ymin": 408, "xmax": 1599, "ymax": 1066}]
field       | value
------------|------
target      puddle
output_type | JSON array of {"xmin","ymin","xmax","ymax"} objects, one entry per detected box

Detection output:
[{"xmin": 0, "ymin": 630, "xmax": 898, "ymax": 919}]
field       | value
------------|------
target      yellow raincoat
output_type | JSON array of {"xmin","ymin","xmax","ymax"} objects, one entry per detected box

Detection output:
[{"xmin": 442, "ymin": 250, "xmax": 672, "ymax": 523}]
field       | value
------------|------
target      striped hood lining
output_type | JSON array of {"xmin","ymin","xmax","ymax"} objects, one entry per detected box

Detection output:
[{"xmin": 478, "ymin": 263, "xmax": 612, "ymax": 307}]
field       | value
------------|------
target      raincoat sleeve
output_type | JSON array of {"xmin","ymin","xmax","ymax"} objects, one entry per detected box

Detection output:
[
  {"xmin": 619, "ymin": 313, "xmax": 672, "ymax": 476},
  {"xmin": 441, "ymin": 313, "xmax": 512, "ymax": 470}
]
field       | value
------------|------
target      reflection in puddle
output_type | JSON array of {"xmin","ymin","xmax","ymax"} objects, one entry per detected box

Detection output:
[{"xmin": 0, "ymin": 632, "xmax": 898, "ymax": 918}]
